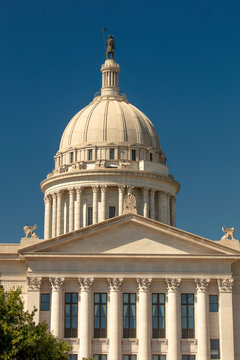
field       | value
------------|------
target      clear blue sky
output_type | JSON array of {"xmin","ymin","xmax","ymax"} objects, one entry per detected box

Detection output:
[{"xmin": 0, "ymin": 0, "xmax": 239, "ymax": 243}]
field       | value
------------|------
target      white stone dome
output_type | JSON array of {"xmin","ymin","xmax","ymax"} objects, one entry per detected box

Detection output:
[{"xmin": 59, "ymin": 96, "xmax": 161, "ymax": 152}]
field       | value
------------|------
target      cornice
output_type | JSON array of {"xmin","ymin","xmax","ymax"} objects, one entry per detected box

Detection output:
[{"xmin": 40, "ymin": 168, "xmax": 180, "ymax": 193}]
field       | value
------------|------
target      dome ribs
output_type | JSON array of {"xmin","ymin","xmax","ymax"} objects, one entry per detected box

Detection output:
[
  {"xmin": 126, "ymin": 103, "xmax": 143, "ymax": 145},
  {"xmin": 68, "ymin": 103, "xmax": 92, "ymax": 148},
  {"xmin": 103, "ymin": 100, "xmax": 110, "ymax": 142},
  {"xmin": 117, "ymin": 101, "xmax": 128, "ymax": 142},
  {"xmin": 83, "ymin": 101, "xmax": 101, "ymax": 143}
]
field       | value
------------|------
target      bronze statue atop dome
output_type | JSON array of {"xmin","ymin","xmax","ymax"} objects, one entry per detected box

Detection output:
[{"xmin": 106, "ymin": 35, "xmax": 115, "ymax": 60}]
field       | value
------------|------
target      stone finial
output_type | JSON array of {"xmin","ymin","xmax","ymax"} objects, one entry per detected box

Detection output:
[
  {"xmin": 195, "ymin": 278, "xmax": 210, "ymax": 293},
  {"xmin": 108, "ymin": 277, "xmax": 123, "ymax": 291},
  {"xmin": 123, "ymin": 193, "xmax": 137, "ymax": 214},
  {"xmin": 137, "ymin": 278, "xmax": 152, "ymax": 291},
  {"xmin": 49, "ymin": 277, "xmax": 64, "ymax": 291},
  {"xmin": 78, "ymin": 277, "xmax": 94, "ymax": 291},
  {"xmin": 166, "ymin": 278, "xmax": 181, "ymax": 292},
  {"xmin": 23, "ymin": 224, "xmax": 38, "ymax": 239},
  {"xmin": 218, "ymin": 278, "xmax": 234, "ymax": 293},
  {"xmin": 221, "ymin": 226, "xmax": 236, "ymax": 241},
  {"xmin": 27, "ymin": 277, "xmax": 42, "ymax": 290}
]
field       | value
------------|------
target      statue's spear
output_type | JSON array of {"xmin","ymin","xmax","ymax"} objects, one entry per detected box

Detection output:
[{"xmin": 103, "ymin": 28, "xmax": 107, "ymax": 51}]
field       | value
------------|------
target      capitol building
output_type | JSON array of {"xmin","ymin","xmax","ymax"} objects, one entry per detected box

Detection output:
[{"xmin": 0, "ymin": 40, "xmax": 240, "ymax": 360}]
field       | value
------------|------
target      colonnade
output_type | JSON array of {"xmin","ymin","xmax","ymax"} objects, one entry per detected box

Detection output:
[
  {"xmin": 44, "ymin": 186, "xmax": 176, "ymax": 239},
  {"xmin": 27, "ymin": 276, "xmax": 234, "ymax": 360}
]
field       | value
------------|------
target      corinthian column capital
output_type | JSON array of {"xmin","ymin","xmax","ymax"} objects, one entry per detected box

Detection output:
[
  {"xmin": 118, "ymin": 185, "xmax": 125, "ymax": 193},
  {"xmin": 68, "ymin": 187, "xmax": 75, "ymax": 195},
  {"xmin": 101, "ymin": 185, "xmax": 108, "ymax": 193},
  {"xmin": 27, "ymin": 277, "xmax": 42, "ymax": 290},
  {"xmin": 76, "ymin": 186, "xmax": 82, "ymax": 194},
  {"xmin": 195, "ymin": 278, "xmax": 210, "ymax": 292},
  {"xmin": 49, "ymin": 277, "xmax": 64, "ymax": 291},
  {"xmin": 218, "ymin": 278, "xmax": 234, "ymax": 293},
  {"xmin": 92, "ymin": 186, "xmax": 99, "ymax": 193},
  {"xmin": 137, "ymin": 278, "xmax": 152, "ymax": 292},
  {"xmin": 78, "ymin": 277, "xmax": 94, "ymax": 291},
  {"xmin": 166, "ymin": 278, "xmax": 181, "ymax": 292},
  {"xmin": 44, "ymin": 195, "xmax": 51, "ymax": 205},
  {"xmin": 108, "ymin": 277, "xmax": 123, "ymax": 291}
]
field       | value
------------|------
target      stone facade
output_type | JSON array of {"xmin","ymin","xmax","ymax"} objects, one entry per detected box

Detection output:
[{"xmin": 0, "ymin": 51, "xmax": 240, "ymax": 360}]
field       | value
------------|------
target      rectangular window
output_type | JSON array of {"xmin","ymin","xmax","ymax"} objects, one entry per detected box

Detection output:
[
  {"xmin": 88, "ymin": 149, "xmax": 93, "ymax": 160},
  {"xmin": 210, "ymin": 339, "xmax": 220, "ymax": 359},
  {"xmin": 94, "ymin": 355, "xmax": 107, "ymax": 360},
  {"xmin": 69, "ymin": 355, "xmax": 78, "ymax": 360},
  {"xmin": 110, "ymin": 148, "xmax": 115, "ymax": 159},
  {"xmin": 182, "ymin": 356, "xmax": 195, "ymax": 360},
  {"xmin": 123, "ymin": 293, "xmax": 136, "ymax": 338},
  {"xmin": 131, "ymin": 149, "xmax": 136, "ymax": 161},
  {"xmin": 152, "ymin": 293, "xmax": 165, "ymax": 338},
  {"xmin": 88, "ymin": 207, "xmax": 93, "ymax": 225},
  {"xmin": 150, "ymin": 153, "xmax": 153, "ymax": 161},
  {"xmin": 109, "ymin": 206, "xmax": 116, "ymax": 219},
  {"xmin": 65, "ymin": 293, "xmax": 78, "ymax": 338},
  {"xmin": 209, "ymin": 295, "xmax": 218, "ymax": 312},
  {"xmin": 152, "ymin": 356, "xmax": 166, "ymax": 360},
  {"xmin": 181, "ymin": 293, "xmax": 194, "ymax": 338},
  {"xmin": 123, "ymin": 356, "xmax": 136, "ymax": 360},
  {"xmin": 94, "ymin": 293, "xmax": 107, "ymax": 338},
  {"xmin": 70, "ymin": 152, "xmax": 74, "ymax": 163},
  {"xmin": 40, "ymin": 293, "xmax": 50, "ymax": 311}
]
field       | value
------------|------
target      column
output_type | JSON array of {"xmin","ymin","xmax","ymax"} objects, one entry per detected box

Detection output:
[
  {"xmin": 157, "ymin": 191, "xmax": 161, "ymax": 222},
  {"xmin": 195, "ymin": 278, "xmax": 210, "ymax": 360},
  {"xmin": 166, "ymin": 193, "xmax": 170, "ymax": 224},
  {"xmin": 170, "ymin": 195, "xmax": 176, "ymax": 227},
  {"xmin": 27, "ymin": 277, "xmax": 42, "ymax": 323},
  {"xmin": 69, "ymin": 187, "xmax": 75, "ymax": 232},
  {"xmin": 160, "ymin": 192, "xmax": 168, "ymax": 224},
  {"xmin": 143, "ymin": 187, "xmax": 149, "ymax": 218},
  {"xmin": 108, "ymin": 278, "xmax": 123, "ymax": 360},
  {"xmin": 218, "ymin": 278, "xmax": 234, "ymax": 360},
  {"xmin": 44, "ymin": 195, "xmax": 52, "ymax": 239},
  {"xmin": 150, "ymin": 189, "xmax": 155, "ymax": 219},
  {"xmin": 49, "ymin": 277, "xmax": 64, "ymax": 338},
  {"xmin": 166, "ymin": 278, "xmax": 181, "ymax": 360},
  {"xmin": 118, "ymin": 186, "xmax": 125, "ymax": 216},
  {"xmin": 79, "ymin": 278, "xmax": 94, "ymax": 359},
  {"xmin": 92, "ymin": 186, "xmax": 99, "ymax": 224},
  {"xmin": 101, "ymin": 185, "xmax": 107, "ymax": 221},
  {"xmin": 56, "ymin": 191, "xmax": 63, "ymax": 236},
  {"xmin": 52, "ymin": 193, "xmax": 57, "ymax": 237},
  {"xmin": 137, "ymin": 278, "xmax": 152, "ymax": 360},
  {"xmin": 75, "ymin": 186, "xmax": 82, "ymax": 230}
]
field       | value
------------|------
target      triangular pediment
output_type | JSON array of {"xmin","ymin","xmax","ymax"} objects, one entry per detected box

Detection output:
[{"xmin": 19, "ymin": 214, "xmax": 240, "ymax": 257}]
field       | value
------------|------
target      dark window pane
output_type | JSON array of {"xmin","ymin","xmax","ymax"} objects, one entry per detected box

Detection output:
[
  {"xmin": 131, "ymin": 149, "xmax": 136, "ymax": 161},
  {"xmin": 94, "ymin": 293, "xmax": 107, "ymax": 338},
  {"xmin": 65, "ymin": 293, "xmax": 78, "ymax": 338},
  {"xmin": 211, "ymin": 339, "xmax": 220, "ymax": 359},
  {"xmin": 88, "ymin": 149, "xmax": 93, "ymax": 160},
  {"xmin": 88, "ymin": 207, "xmax": 93, "ymax": 225},
  {"xmin": 209, "ymin": 295, "xmax": 218, "ymax": 312},
  {"xmin": 123, "ymin": 294, "xmax": 136, "ymax": 338},
  {"xmin": 40, "ymin": 294, "xmax": 50, "ymax": 311},
  {"xmin": 152, "ymin": 294, "xmax": 165, "ymax": 339},
  {"xmin": 181, "ymin": 294, "xmax": 194, "ymax": 338},
  {"xmin": 109, "ymin": 206, "xmax": 116, "ymax": 218},
  {"xmin": 110, "ymin": 148, "xmax": 115, "ymax": 159}
]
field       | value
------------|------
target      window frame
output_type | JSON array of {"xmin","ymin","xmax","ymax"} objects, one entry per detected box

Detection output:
[
  {"xmin": 69, "ymin": 355, "xmax": 78, "ymax": 360},
  {"xmin": 152, "ymin": 355, "xmax": 166, "ymax": 360},
  {"xmin": 181, "ymin": 293, "xmax": 195, "ymax": 338},
  {"xmin": 123, "ymin": 293, "xmax": 136, "ymax": 338},
  {"xmin": 182, "ymin": 356, "xmax": 196, "ymax": 360},
  {"xmin": 88, "ymin": 206, "xmax": 93, "ymax": 225},
  {"xmin": 94, "ymin": 293, "xmax": 107, "ymax": 338},
  {"xmin": 70, "ymin": 151, "xmax": 74, "ymax": 163},
  {"xmin": 40, "ymin": 293, "xmax": 50, "ymax": 311},
  {"xmin": 109, "ymin": 206, "xmax": 116, "ymax": 219},
  {"xmin": 210, "ymin": 339, "xmax": 220, "ymax": 359},
  {"xmin": 64, "ymin": 293, "xmax": 78, "ymax": 338},
  {"xmin": 152, "ymin": 293, "xmax": 165, "ymax": 338},
  {"xmin": 93, "ymin": 355, "xmax": 107, "ymax": 360},
  {"xmin": 88, "ymin": 149, "xmax": 93, "ymax": 161},
  {"xmin": 131, "ymin": 149, "xmax": 136, "ymax": 161},
  {"xmin": 123, "ymin": 356, "xmax": 137, "ymax": 360},
  {"xmin": 109, "ymin": 148, "xmax": 115, "ymax": 160},
  {"xmin": 209, "ymin": 295, "xmax": 218, "ymax": 312}
]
